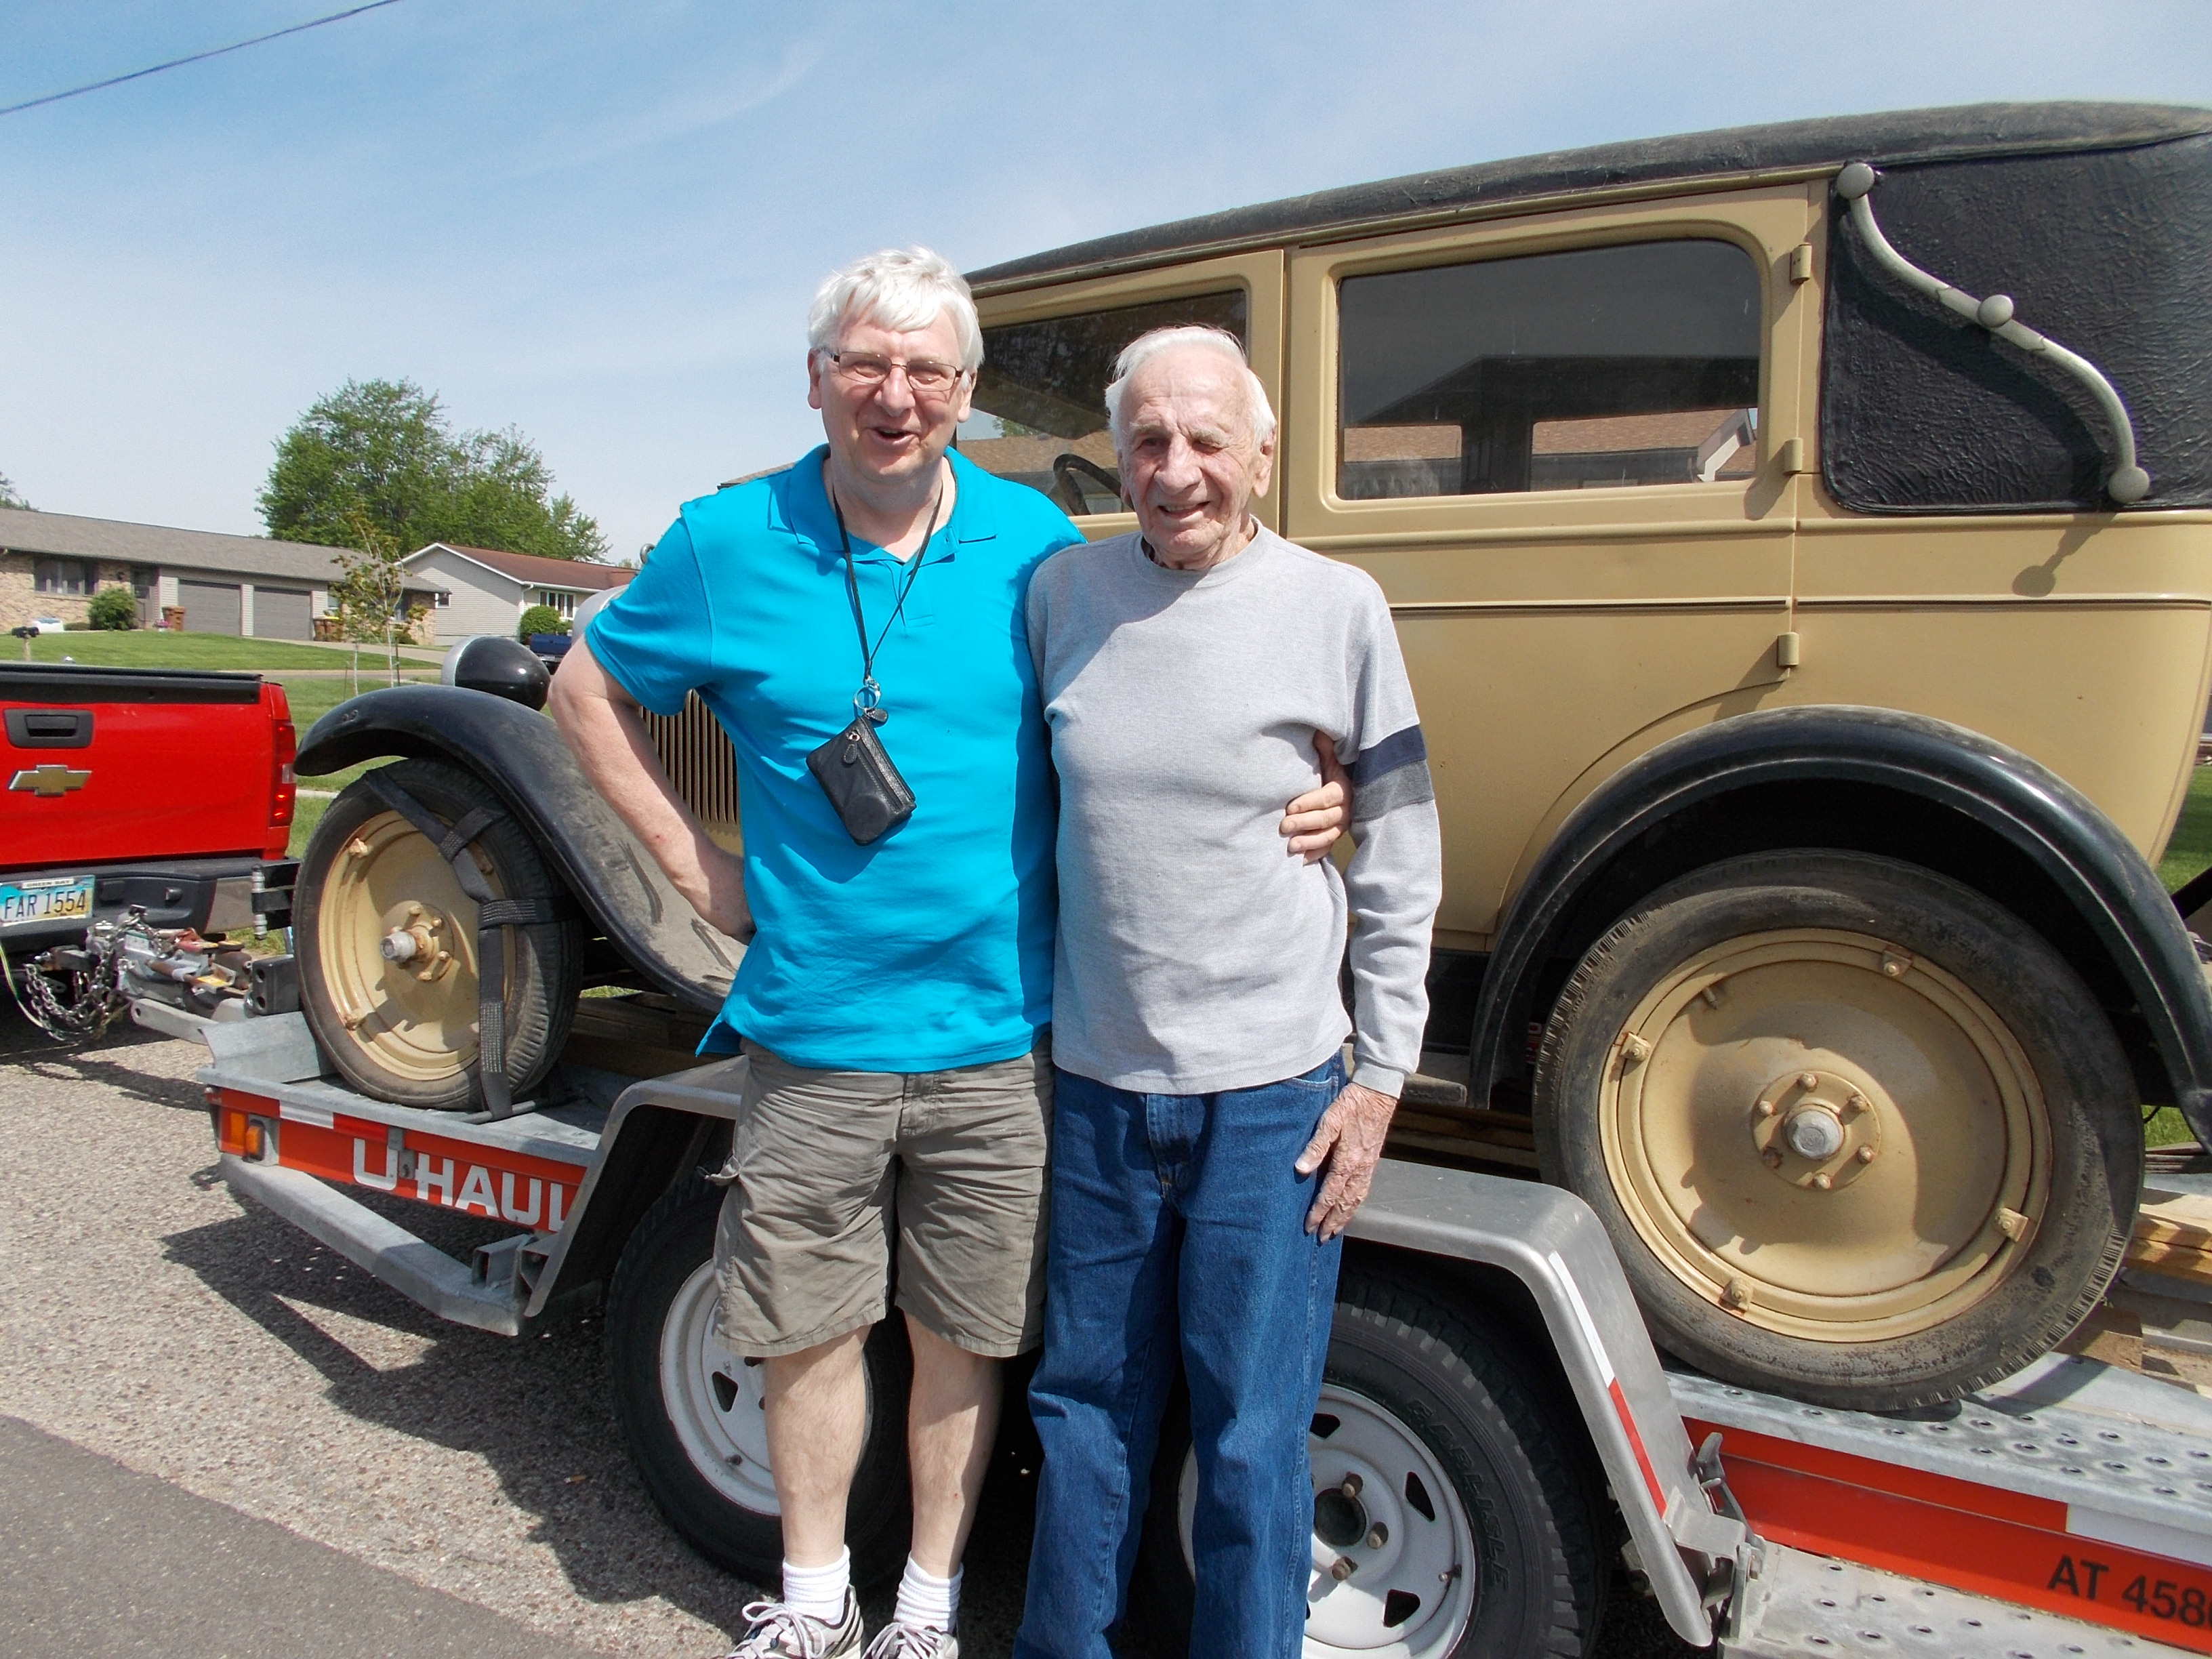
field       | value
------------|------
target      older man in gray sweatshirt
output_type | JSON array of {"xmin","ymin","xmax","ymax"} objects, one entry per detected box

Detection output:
[{"xmin": 1012, "ymin": 327, "xmax": 1443, "ymax": 1659}]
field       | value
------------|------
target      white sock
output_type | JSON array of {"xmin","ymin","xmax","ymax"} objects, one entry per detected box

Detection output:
[
  {"xmin": 781, "ymin": 1548, "xmax": 850, "ymax": 1623},
  {"xmin": 894, "ymin": 1556, "xmax": 960, "ymax": 1632}
]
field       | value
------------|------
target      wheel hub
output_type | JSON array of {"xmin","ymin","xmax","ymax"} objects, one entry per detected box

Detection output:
[
  {"xmin": 1313, "ymin": 1478, "xmax": 1370, "ymax": 1549},
  {"xmin": 377, "ymin": 901, "xmax": 456, "ymax": 981},
  {"xmin": 1748, "ymin": 1067, "xmax": 1883, "ymax": 1192}
]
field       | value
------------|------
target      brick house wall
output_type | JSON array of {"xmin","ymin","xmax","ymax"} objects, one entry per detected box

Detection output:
[{"xmin": 0, "ymin": 552, "xmax": 134, "ymax": 630}]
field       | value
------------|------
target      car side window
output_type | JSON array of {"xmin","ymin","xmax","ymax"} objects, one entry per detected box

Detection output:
[
  {"xmin": 1336, "ymin": 241, "xmax": 1761, "ymax": 500},
  {"xmin": 962, "ymin": 289, "xmax": 1248, "ymax": 516}
]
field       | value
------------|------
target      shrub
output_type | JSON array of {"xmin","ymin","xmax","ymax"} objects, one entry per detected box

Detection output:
[
  {"xmin": 518, "ymin": 604, "xmax": 569, "ymax": 642},
  {"xmin": 87, "ymin": 587, "xmax": 138, "ymax": 630}
]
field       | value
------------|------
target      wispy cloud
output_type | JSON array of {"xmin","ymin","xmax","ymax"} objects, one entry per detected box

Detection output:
[{"xmin": 513, "ymin": 33, "xmax": 827, "ymax": 177}]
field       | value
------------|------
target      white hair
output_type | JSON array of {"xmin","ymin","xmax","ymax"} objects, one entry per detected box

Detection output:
[
  {"xmin": 1105, "ymin": 325, "xmax": 1276, "ymax": 451},
  {"xmin": 807, "ymin": 247, "xmax": 983, "ymax": 371}
]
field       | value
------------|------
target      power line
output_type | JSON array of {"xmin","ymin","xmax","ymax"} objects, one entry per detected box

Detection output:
[{"xmin": 0, "ymin": 0, "xmax": 411, "ymax": 119}]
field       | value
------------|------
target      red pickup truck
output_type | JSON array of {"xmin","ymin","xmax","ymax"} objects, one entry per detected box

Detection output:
[{"xmin": 2, "ymin": 662, "xmax": 298, "ymax": 1027}]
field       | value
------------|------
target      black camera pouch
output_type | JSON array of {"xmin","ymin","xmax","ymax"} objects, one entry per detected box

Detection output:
[{"xmin": 806, "ymin": 708, "xmax": 914, "ymax": 845}]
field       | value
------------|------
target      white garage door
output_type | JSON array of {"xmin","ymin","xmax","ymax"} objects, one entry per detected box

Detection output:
[
  {"xmin": 255, "ymin": 587, "xmax": 312, "ymax": 640},
  {"xmin": 178, "ymin": 579, "xmax": 241, "ymax": 636}
]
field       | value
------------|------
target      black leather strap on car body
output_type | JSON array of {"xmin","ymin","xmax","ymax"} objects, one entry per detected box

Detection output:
[{"xmin": 364, "ymin": 771, "xmax": 565, "ymax": 1121}]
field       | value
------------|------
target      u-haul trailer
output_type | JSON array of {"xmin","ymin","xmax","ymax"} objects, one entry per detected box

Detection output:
[{"xmin": 171, "ymin": 1006, "xmax": 2212, "ymax": 1659}]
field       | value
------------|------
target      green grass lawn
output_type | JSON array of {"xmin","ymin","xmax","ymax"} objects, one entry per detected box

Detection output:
[
  {"xmin": 2145, "ymin": 764, "xmax": 2212, "ymax": 1147},
  {"xmin": 2158, "ymin": 762, "xmax": 2212, "ymax": 895},
  {"xmin": 16, "ymin": 630, "xmax": 438, "ymax": 671}
]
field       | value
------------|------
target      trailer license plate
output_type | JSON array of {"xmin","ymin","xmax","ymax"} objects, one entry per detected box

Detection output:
[{"xmin": 0, "ymin": 875, "xmax": 94, "ymax": 930}]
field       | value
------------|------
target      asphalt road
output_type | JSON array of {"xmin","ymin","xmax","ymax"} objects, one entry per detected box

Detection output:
[{"xmin": 0, "ymin": 998, "xmax": 1692, "ymax": 1659}]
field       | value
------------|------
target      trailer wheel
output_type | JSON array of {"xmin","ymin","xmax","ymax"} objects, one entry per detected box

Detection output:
[
  {"xmin": 1532, "ymin": 851, "xmax": 2140, "ymax": 1410},
  {"xmin": 1134, "ymin": 1266, "xmax": 1603, "ymax": 1659},
  {"xmin": 605, "ymin": 1174, "xmax": 912, "ymax": 1588},
  {"xmin": 295, "ymin": 758, "xmax": 579, "ymax": 1110}
]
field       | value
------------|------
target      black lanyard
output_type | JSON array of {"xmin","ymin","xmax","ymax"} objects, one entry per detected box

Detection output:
[{"xmin": 830, "ymin": 470, "xmax": 943, "ymax": 718}]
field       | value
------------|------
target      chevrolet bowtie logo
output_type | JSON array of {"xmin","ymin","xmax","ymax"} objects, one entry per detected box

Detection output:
[{"xmin": 8, "ymin": 765, "xmax": 91, "ymax": 798}]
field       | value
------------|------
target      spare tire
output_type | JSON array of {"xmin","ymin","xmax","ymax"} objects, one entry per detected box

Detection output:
[{"xmin": 296, "ymin": 757, "xmax": 581, "ymax": 1110}]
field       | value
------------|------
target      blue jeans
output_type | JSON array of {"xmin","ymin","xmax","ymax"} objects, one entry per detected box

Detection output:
[{"xmin": 1012, "ymin": 1056, "xmax": 1346, "ymax": 1659}]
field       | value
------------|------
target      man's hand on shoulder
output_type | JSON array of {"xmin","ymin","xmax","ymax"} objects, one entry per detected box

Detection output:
[
  {"xmin": 1295, "ymin": 1079, "xmax": 1397, "ymax": 1240},
  {"xmin": 1279, "ymin": 732, "xmax": 1350, "ymax": 863}
]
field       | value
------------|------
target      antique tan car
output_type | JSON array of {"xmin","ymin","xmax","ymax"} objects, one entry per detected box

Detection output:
[{"xmin": 288, "ymin": 102, "xmax": 2212, "ymax": 1410}]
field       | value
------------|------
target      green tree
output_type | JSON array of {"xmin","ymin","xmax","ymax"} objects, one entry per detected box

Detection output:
[
  {"xmin": 0, "ymin": 471, "xmax": 30, "ymax": 510},
  {"xmin": 259, "ymin": 379, "xmax": 609, "ymax": 562},
  {"xmin": 518, "ymin": 603, "xmax": 569, "ymax": 642}
]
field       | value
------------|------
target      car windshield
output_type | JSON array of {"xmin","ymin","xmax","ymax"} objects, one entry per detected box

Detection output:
[{"xmin": 961, "ymin": 289, "xmax": 1249, "ymax": 516}]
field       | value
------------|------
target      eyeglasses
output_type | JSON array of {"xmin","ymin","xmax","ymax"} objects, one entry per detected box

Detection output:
[{"xmin": 825, "ymin": 350, "xmax": 968, "ymax": 396}]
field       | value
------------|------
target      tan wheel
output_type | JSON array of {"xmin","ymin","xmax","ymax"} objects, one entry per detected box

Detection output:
[
  {"xmin": 1533, "ymin": 851, "xmax": 2139, "ymax": 1410},
  {"xmin": 312, "ymin": 804, "xmax": 488, "ymax": 1086},
  {"xmin": 297, "ymin": 758, "xmax": 581, "ymax": 1110},
  {"xmin": 1601, "ymin": 926, "xmax": 2047, "ymax": 1344}
]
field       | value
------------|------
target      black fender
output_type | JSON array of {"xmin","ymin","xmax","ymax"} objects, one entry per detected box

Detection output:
[
  {"xmin": 1470, "ymin": 704, "xmax": 2212, "ymax": 1145},
  {"xmin": 297, "ymin": 685, "xmax": 734, "ymax": 1015}
]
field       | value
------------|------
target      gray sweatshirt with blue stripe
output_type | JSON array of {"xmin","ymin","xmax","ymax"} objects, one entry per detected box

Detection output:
[{"xmin": 1027, "ymin": 525, "xmax": 1443, "ymax": 1098}]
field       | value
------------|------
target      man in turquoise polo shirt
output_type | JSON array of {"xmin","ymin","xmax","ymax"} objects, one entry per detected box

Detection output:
[{"xmin": 552, "ymin": 247, "xmax": 1346, "ymax": 1659}]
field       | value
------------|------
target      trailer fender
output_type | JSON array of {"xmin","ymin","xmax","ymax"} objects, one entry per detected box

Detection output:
[
  {"xmin": 1349, "ymin": 1161, "xmax": 1736, "ymax": 1645},
  {"xmin": 520, "ymin": 1059, "xmax": 745, "ymax": 1320},
  {"xmin": 297, "ymin": 684, "xmax": 734, "ymax": 1014},
  {"xmin": 1469, "ymin": 705, "xmax": 2212, "ymax": 1145}
]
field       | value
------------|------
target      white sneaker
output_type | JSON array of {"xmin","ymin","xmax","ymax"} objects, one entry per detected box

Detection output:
[
  {"xmin": 862, "ymin": 1620, "xmax": 957, "ymax": 1658},
  {"xmin": 720, "ymin": 1592, "xmax": 865, "ymax": 1658}
]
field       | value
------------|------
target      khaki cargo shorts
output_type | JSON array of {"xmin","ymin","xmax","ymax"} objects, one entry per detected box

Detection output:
[{"xmin": 711, "ymin": 1036, "xmax": 1052, "ymax": 1359}]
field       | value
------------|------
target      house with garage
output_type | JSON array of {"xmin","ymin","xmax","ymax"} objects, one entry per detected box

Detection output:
[
  {"xmin": 0, "ymin": 506, "xmax": 413, "ymax": 637},
  {"xmin": 401, "ymin": 543, "xmax": 632, "ymax": 641}
]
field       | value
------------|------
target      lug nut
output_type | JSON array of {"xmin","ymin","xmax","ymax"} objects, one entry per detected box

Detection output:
[
  {"xmin": 1754, "ymin": 1099, "xmax": 1776, "ymax": 1118},
  {"xmin": 380, "ymin": 930, "xmax": 419, "ymax": 964},
  {"xmin": 1339, "ymin": 1473, "xmax": 1363, "ymax": 1500},
  {"xmin": 1763, "ymin": 1148, "xmax": 1784, "ymax": 1168},
  {"xmin": 1811, "ymin": 1172, "xmax": 1833, "ymax": 1191},
  {"xmin": 1856, "ymin": 1145, "xmax": 1876, "ymax": 1164},
  {"xmin": 1723, "ymin": 1278, "xmax": 1752, "ymax": 1309},
  {"xmin": 1331, "ymin": 1555, "xmax": 1356, "ymax": 1582},
  {"xmin": 1799, "ymin": 1071, "xmax": 1819, "ymax": 1090},
  {"xmin": 1367, "ymin": 1524, "xmax": 1389, "ymax": 1549},
  {"xmin": 1621, "ymin": 1035, "xmax": 1652, "ymax": 1065},
  {"xmin": 1844, "ymin": 1092, "xmax": 1868, "ymax": 1116}
]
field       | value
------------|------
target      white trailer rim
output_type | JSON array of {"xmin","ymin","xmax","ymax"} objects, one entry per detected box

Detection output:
[
  {"xmin": 1177, "ymin": 1382, "xmax": 1480, "ymax": 1656},
  {"xmin": 659, "ymin": 1260, "xmax": 781, "ymax": 1515}
]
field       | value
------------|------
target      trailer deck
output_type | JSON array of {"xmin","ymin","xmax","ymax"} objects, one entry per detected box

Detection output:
[{"xmin": 180, "ymin": 1006, "xmax": 2212, "ymax": 1659}]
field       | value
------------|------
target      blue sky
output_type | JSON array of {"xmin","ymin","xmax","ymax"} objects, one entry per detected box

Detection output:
[{"xmin": 4, "ymin": 0, "xmax": 2209, "ymax": 560}]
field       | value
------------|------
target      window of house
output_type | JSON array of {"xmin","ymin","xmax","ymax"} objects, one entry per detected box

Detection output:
[
  {"xmin": 1336, "ymin": 240, "xmax": 1762, "ymax": 499},
  {"xmin": 533, "ymin": 589, "xmax": 578, "ymax": 619},
  {"xmin": 33, "ymin": 558, "xmax": 93, "ymax": 596},
  {"xmin": 433, "ymin": 591, "xmax": 450, "ymax": 607},
  {"xmin": 960, "ymin": 289, "xmax": 1249, "ymax": 517}
]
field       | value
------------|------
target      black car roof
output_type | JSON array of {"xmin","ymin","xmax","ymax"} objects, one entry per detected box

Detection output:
[{"xmin": 968, "ymin": 102, "xmax": 2212, "ymax": 291}]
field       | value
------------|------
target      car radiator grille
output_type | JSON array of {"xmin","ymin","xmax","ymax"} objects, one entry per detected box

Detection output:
[{"xmin": 639, "ymin": 693, "xmax": 742, "ymax": 853}]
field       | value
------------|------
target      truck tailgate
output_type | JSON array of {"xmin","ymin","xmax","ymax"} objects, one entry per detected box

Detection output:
[{"xmin": 3, "ymin": 665, "xmax": 286, "ymax": 867}]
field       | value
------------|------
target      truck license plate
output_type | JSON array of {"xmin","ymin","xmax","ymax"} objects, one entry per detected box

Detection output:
[{"xmin": 0, "ymin": 875, "xmax": 94, "ymax": 930}]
